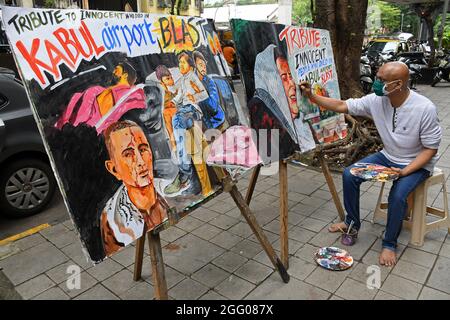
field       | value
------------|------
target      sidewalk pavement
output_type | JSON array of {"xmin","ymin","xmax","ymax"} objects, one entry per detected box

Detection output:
[{"xmin": 1, "ymin": 84, "xmax": 450, "ymax": 300}]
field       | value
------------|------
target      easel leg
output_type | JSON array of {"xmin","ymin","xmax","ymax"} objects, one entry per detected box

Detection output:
[
  {"xmin": 148, "ymin": 232, "xmax": 168, "ymax": 300},
  {"xmin": 279, "ymin": 161, "xmax": 289, "ymax": 269},
  {"xmin": 318, "ymin": 153, "xmax": 346, "ymax": 221},
  {"xmin": 245, "ymin": 164, "xmax": 261, "ymax": 205},
  {"xmin": 133, "ymin": 235, "xmax": 146, "ymax": 281},
  {"xmin": 229, "ymin": 184, "xmax": 290, "ymax": 283}
]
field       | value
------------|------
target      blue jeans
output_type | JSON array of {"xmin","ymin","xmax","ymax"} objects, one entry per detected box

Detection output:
[
  {"xmin": 172, "ymin": 104, "xmax": 201, "ymax": 182},
  {"xmin": 343, "ymin": 152, "xmax": 430, "ymax": 251}
]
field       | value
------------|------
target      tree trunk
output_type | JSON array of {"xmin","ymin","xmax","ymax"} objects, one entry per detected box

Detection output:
[
  {"xmin": 313, "ymin": 0, "xmax": 368, "ymax": 99},
  {"xmin": 413, "ymin": 3, "xmax": 442, "ymax": 67}
]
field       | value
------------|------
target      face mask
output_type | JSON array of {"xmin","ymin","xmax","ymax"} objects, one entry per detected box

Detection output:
[
  {"xmin": 373, "ymin": 79, "xmax": 399, "ymax": 96},
  {"xmin": 372, "ymin": 79, "xmax": 386, "ymax": 96}
]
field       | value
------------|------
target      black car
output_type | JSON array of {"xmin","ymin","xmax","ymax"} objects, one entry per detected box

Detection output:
[{"xmin": 0, "ymin": 68, "xmax": 56, "ymax": 218}]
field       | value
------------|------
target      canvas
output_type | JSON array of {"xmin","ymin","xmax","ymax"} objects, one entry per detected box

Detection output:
[
  {"xmin": 1, "ymin": 7, "xmax": 252, "ymax": 263},
  {"xmin": 231, "ymin": 19, "xmax": 347, "ymax": 161}
]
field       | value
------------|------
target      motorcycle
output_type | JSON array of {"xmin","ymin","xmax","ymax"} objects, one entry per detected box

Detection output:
[
  {"xmin": 431, "ymin": 51, "xmax": 450, "ymax": 87},
  {"xmin": 360, "ymin": 55, "xmax": 373, "ymax": 94},
  {"xmin": 397, "ymin": 52, "xmax": 428, "ymax": 90}
]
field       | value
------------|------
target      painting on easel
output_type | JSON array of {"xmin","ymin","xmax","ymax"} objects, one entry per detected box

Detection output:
[
  {"xmin": 1, "ymin": 7, "xmax": 255, "ymax": 263},
  {"xmin": 231, "ymin": 19, "xmax": 347, "ymax": 160}
]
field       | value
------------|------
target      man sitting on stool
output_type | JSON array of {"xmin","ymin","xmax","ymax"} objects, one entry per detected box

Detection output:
[{"xmin": 300, "ymin": 62, "xmax": 441, "ymax": 266}]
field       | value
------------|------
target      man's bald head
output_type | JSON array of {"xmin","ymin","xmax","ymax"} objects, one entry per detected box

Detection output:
[{"xmin": 377, "ymin": 62, "xmax": 410, "ymax": 90}]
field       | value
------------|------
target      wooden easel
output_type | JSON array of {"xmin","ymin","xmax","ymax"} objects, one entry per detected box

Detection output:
[
  {"xmin": 133, "ymin": 174, "xmax": 290, "ymax": 300},
  {"xmin": 244, "ymin": 145, "xmax": 346, "ymax": 270}
]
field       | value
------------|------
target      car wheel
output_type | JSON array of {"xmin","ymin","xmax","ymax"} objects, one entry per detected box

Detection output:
[{"xmin": 0, "ymin": 158, "xmax": 56, "ymax": 218}]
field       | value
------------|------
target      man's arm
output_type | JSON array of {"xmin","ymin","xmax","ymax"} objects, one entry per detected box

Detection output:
[
  {"xmin": 300, "ymin": 81, "xmax": 348, "ymax": 114},
  {"xmin": 392, "ymin": 148, "xmax": 437, "ymax": 177}
]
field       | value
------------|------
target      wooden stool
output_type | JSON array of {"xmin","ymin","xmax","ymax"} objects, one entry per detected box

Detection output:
[{"xmin": 373, "ymin": 168, "xmax": 450, "ymax": 246}]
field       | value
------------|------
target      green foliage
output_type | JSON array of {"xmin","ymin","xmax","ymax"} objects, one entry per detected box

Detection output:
[
  {"xmin": 367, "ymin": 0, "xmax": 419, "ymax": 35},
  {"xmin": 435, "ymin": 15, "xmax": 450, "ymax": 49},
  {"xmin": 44, "ymin": 0, "xmax": 57, "ymax": 8},
  {"xmin": 292, "ymin": 0, "xmax": 313, "ymax": 26}
]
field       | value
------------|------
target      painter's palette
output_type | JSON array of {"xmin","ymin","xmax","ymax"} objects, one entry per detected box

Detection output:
[
  {"xmin": 315, "ymin": 247, "xmax": 354, "ymax": 271},
  {"xmin": 350, "ymin": 163, "xmax": 399, "ymax": 182}
]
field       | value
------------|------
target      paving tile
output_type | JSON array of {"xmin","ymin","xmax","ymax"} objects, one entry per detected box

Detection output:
[
  {"xmin": 13, "ymin": 233, "xmax": 46, "ymax": 251},
  {"xmin": 170, "ymin": 278, "xmax": 208, "ymax": 300},
  {"xmin": 298, "ymin": 217, "xmax": 328, "ymax": 233},
  {"xmin": 305, "ymin": 263, "xmax": 353, "ymax": 293},
  {"xmin": 426, "ymin": 256, "xmax": 450, "ymax": 294},
  {"xmin": 209, "ymin": 214, "xmax": 240, "ymax": 230},
  {"xmin": 110, "ymin": 245, "xmax": 136, "ymax": 267},
  {"xmin": 175, "ymin": 216, "xmax": 204, "ymax": 232},
  {"xmin": 162, "ymin": 234, "xmax": 225, "ymax": 275},
  {"xmin": 245, "ymin": 273, "xmax": 329, "ymax": 300},
  {"xmin": 374, "ymin": 290, "xmax": 403, "ymax": 300},
  {"xmin": 409, "ymin": 239, "xmax": 443, "ymax": 255},
  {"xmin": 58, "ymin": 271, "xmax": 98, "ymax": 298},
  {"xmin": 272, "ymin": 238, "xmax": 303, "ymax": 255},
  {"xmin": 228, "ymin": 222, "xmax": 253, "ymax": 238},
  {"xmin": 16, "ymin": 274, "xmax": 55, "ymax": 300},
  {"xmin": 199, "ymin": 290, "xmax": 228, "ymax": 300},
  {"xmin": 47, "ymin": 231, "xmax": 79, "ymax": 249},
  {"xmin": 288, "ymin": 226, "xmax": 316, "ymax": 243},
  {"xmin": 348, "ymin": 263, "xmax": 389, "ymax": 286},
  {"xmin": 191, "ymin": 207, "xmax": 220, "ymax": 222},
  {"xmin": 191, "ymin": 224, "xmax": 223, "ymax": 241},
  {"xmin": 215, "ymin": 275, "xmax": 255, "ymax": 300},
  {"xmin": 32, "ymin": 286, "xmax": 70, "ymax": 300},
  {"xmin": 192, "ymin": 264, "xmax": 230, "ymax": 288},
  {"xmin": 60, "ymin": 242, "xmax": 93, "ymax": 270},
  {"xmin": 418, "ymin": 286, "xmax": 450, "ymax": 300},
  {"xmin": 308, "ymin": 230, "xmax": 340, "ymax": 248},
  {"xmin": 120, "ymin": 281, "xmax": 154, "ymax": 300},
  {"xmin": 0, "ymin": 242, "xmax": 68, "ymax": 285},
  {"xmin": 102, "ymin": 269, "xmax": 137, "ymax": 296},
  {"xmin": 234, "ymin": 260, "xmax": 273, "ymax": 284},
  {"xmin": 438, "ymin": 242, "xmax": 450, "ymax": 258},
  {"xmin": 230, "ymin": 239, "xmax": 262, "ymax": 259},
  {"xmin": 46, "ymin": 260, "xmax": 80, "ymax": 284},
  {"xmin": 40, "ymin": 224, "xmax": 69, "ymax": 240},
  {"xmin": 160, "ymin": 227, "xmax": 187, "ymax": 243},
  {"xmin": 335, "ymin": 278, "xmax": 378, "ymax": 300},
  {"xmin": 392, "ymin": 260, "xmax": 431, "ymax": 284},
  {"xmin": 86, "ymin": 258, "xmax": 123, "ymax": 282},
  {"xmin": 212, "ymin": 251, "xmax": 248, "ymax": 273},
  {"xmin": 73, "ymin": 284, "xmax": 119, "ymax": 300},
  {"xmin": 287, "ymin": 257, "xmax": 317, "ymax": 281},
  {"xmin": 294, "ymin": 243, "xmax": 321, "ymax": 262},
  {"xmin": 209, "ymin": 231, "xmax": 243, "ymax": 250},
  {"xmin": 401, "ymin": 248, "xmax": 437, "ymax": 268},
  {"xmin": 381, "ymin": 274, "xmax": 422, "ymax": 300}
]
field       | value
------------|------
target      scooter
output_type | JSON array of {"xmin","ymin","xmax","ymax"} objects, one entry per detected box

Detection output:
[
  {"xmin": 431, "ymin": 51, "xmax": 450, "ymax": 87},
  {"xmin": 397, "ymin": 52, "xmax": 428, "ymax": 90},
  {"xmin": 360, "ymin": 55, "xmax": 373, "ymax": 94}
]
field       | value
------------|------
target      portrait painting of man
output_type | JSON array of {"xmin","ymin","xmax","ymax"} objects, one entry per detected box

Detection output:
[{"xmin": 101, "ymin": 120, "xmax": 169, "ymax": 256}]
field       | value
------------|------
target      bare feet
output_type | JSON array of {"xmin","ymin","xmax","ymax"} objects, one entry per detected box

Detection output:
[
  {"xmin": 379, "ymin": 248, "xmax": 397, "ymax": 267},
  {"xmin": 328, "ymin": 222, "xmax": 347, "ymax": 233}
]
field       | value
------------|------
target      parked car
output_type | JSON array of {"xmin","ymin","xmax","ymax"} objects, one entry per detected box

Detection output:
[
  {"xmin": 366, "ymin": 37, "xmax": 410, "ymax": 60},
  {"xmin": 0, "ymin": 68, "xmax": 56, "ymax": 218},
  {"xmin": 0, "ymin": 11, "xmax": 19, "ymax": 76}
]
